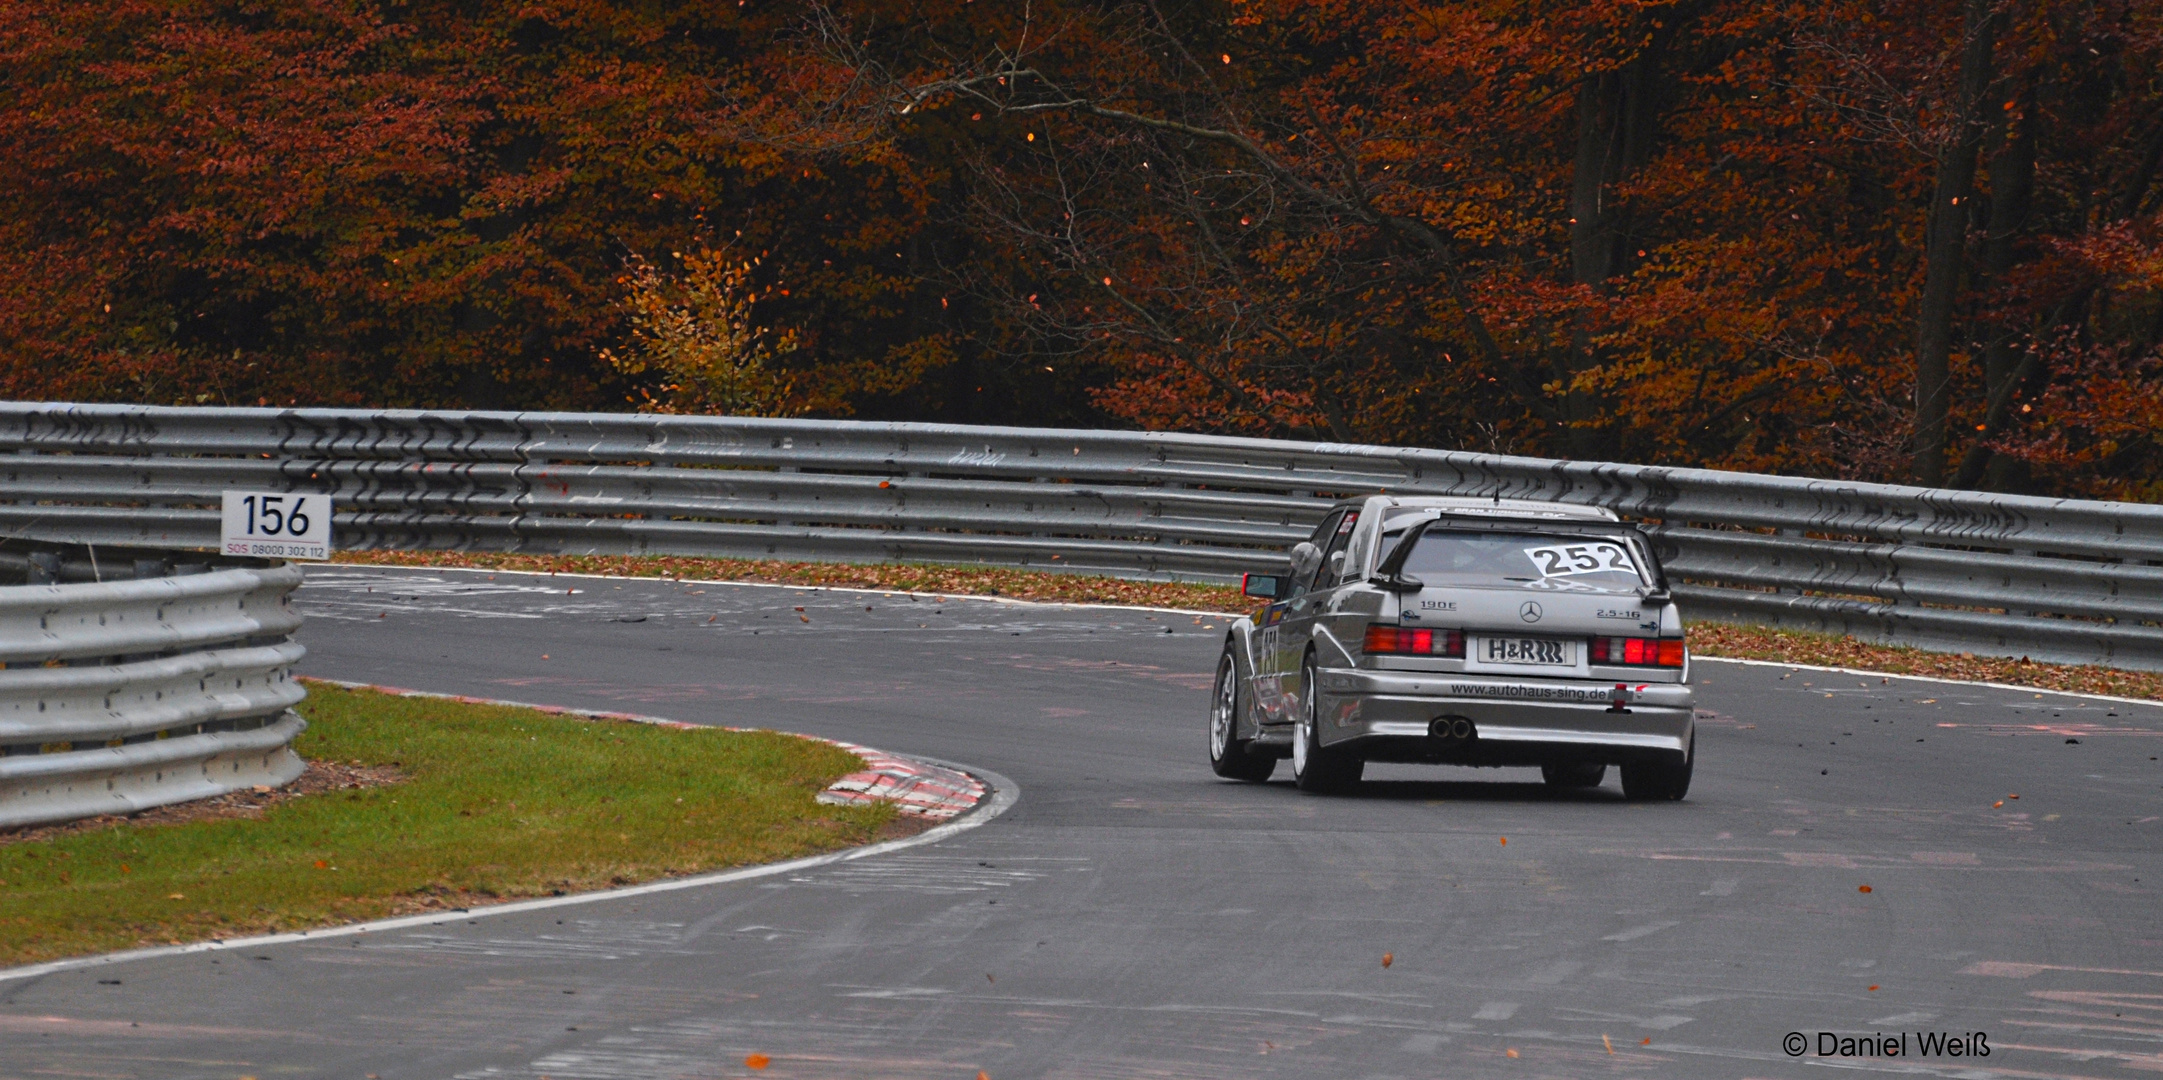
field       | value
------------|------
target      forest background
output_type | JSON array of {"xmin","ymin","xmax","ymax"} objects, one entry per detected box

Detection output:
[{"xmin": 2, "ymin": 0, "xmax": 2158, "ymax": 500}]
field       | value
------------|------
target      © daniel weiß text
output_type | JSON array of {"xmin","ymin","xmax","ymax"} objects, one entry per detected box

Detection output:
[{"xmin": 1784, "ymin": 1031, "xmax": 1989, "ymax": 1058}]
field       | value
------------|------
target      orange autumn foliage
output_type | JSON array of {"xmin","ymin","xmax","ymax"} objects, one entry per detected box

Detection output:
[{"xmin": 0, "ymin": 0, "xmax": 2156, "ymax": 498}]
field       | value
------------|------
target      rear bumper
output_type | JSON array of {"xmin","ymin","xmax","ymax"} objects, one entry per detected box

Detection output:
[{"xmin": 1311, "ymin": 667, "xmax": 1695, "ymax": 766}]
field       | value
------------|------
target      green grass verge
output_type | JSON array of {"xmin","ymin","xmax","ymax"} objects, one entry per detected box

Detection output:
[{"xmin": 0, "ymin": 683, "xmax": 894, "ymax": 967}]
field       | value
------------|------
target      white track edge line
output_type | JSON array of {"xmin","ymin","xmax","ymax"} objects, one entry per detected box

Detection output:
[
  {"xmin": 320, "ymin": 562, "xmax": 2163, "ymax": 705},
  {"xmin": 0, "ymin": 749, "xmax": 1018, "ymax": 986},
  {"xmin": 313, "ymin": 561, "xmax": 1239, "ymax": 618},
  {"xmin": 1694, "ymin": 655, "xmax": 2163, "ymax": 710},
  {"xmin": 324, "ymin": 565, "xmax": 2162, "ymax": 707}
]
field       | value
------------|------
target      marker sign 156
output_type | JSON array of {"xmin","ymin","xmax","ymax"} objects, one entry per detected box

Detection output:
[{"xmin": 221, "ymin": 491, "xmax": 331, "ymax": 560}]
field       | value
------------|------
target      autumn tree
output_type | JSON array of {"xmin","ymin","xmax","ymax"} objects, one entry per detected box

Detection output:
[
  {"xmin": 0, "ymin": 1, "xmax": 960, "ymax": 416},
  {"xmin": 601, "ymin": 249, "xmax": 802, "ymax": 416},
  {"xmin": 1, "ymin": 0, "xmax": 2156, "ymax": 498},
  {"xmin": 781, "ymin": 0, "xmax": 2159, "ymax": 495}
]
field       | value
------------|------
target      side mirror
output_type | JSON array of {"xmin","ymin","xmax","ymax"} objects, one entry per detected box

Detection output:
[
  {"xmin": 1288, "ymin": 541, "xmax": 1321, "ymax": 578},
  {"xmin": 1327, "ymin": 550, "xmax": 1347, "ymax": 578},
  {"xmin": 1242, "ymin": 573, "xmax": 1284, "ymax": 599}
]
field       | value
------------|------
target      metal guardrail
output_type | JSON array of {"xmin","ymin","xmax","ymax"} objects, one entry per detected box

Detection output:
[
  {"xmin": 0, "ymin": 542, "xmax": 306, "ymax": 829},
  {"xmin": 0, "ymin": 403, "xmax": 2159, "ymax": 671}
]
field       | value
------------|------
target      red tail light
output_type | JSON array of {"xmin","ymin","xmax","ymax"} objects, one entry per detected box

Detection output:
[
  {"xmin": 1364, "ymin": 624, "xmax": 1465, "ymax": 658},
  {"xmin": 1592, "ymin": 636, "xmax": 1686, "ymax": 667}
]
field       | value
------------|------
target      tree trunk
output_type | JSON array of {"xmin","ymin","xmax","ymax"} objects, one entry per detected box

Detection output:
[
  {"xmin": 1913, "ymin": 0, "xmax": 1997, "ymax": 486},
  {"xmin": 1563, "ymin": 17, "xmax": 1678, "ymax": 456},
  {"xmin": 1953, "ymin": 77, "xmax": 2036, "ymax": 491}
]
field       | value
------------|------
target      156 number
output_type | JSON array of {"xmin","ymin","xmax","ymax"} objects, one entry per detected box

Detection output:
[{"xmin": 241, "ymin": 495, "xmax": 313, "ymax": 537}]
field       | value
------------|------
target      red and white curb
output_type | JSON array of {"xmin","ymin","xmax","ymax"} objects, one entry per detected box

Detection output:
[
  {"xmin": 0, "ymin": 713, "xmax": 1017, "ymax": 985},
  {"xmin": 299, "ymin": 679, "xmax": 987, "ymax": 820},
  {"xmin": 813, "ymin": 742, "xmax": 984, "ymax": 819}
]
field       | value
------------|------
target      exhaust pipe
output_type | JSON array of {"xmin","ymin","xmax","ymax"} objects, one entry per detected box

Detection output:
[{"xmin": 1429, "ymin": 716, "xmax": 1477, "ymax": 742}]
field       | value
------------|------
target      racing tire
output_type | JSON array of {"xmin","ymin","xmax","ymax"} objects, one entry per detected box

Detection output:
[
  {"xmin": 1208, "ymin": 647, "xmax": 1276, "ymax": 782},
  {"xmin": 1620, "ymin": 732, "xmax": 1694, "ymax": 801},
  {"xmin": 1291, "ymin": 656, "xmax": 1363, "ymax": 794},
  {"xmin": 1541, "ymin": 762, "xmax": 1607, "ymax": 789}
]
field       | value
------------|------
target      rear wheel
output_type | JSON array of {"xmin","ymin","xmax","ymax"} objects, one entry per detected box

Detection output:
[
  {"xmin": 1541, "ymin": 762, "xmax": 1607, "ymax": 789},
  {"xmin": 1209, "ymin": 648, "xmax": 1276, "ymax": 782},
  {"xmin": 1291, "ymin": 656, "xmax": 1362, "ymax": 793},
  {"xmin": 1621, "ymin": 732, "xmax": 1694, "ymax": 801}
]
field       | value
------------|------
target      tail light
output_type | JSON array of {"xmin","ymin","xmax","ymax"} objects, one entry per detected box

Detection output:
[
  {"xmin": 1591, "ymin": 636, "xmax": 1686, "ymax": 667},
  {"xmin": 1364, "ymin": 624, "xmax": 1465, "ymax": 658}
]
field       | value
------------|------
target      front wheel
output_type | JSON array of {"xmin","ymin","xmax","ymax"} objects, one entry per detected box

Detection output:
[
  {"xmin": 1291, "ymin": 657, "xmax": 1362, "ymax": 793},
  {"xmin": 1621, "ymin": 731, "xmax": 1694, "ymax": 801},
  {"xmin": 1209, "ymin": 648, "xmax": 1276, "ymax": 782}
]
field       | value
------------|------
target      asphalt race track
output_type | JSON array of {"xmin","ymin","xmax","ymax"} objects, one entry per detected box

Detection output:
[{"xmin": 4, "ymin": 565, "xmax": 2162, "ymax": 1079}]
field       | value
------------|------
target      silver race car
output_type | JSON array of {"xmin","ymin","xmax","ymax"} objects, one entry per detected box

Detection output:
[{"xmin": 1208, "ymin": 496, "xmax": 1696, "ymax": 799}]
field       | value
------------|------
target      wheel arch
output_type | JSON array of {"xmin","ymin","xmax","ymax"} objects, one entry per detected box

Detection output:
[{"xmin": 1222, "ymin": 620, "xmax": 1263, "ymax": 739}]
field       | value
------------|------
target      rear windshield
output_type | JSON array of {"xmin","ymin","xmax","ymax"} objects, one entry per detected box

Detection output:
[{"xmin": 1392, "ymin": 530, "xmax": 1647, "ymax": 593}]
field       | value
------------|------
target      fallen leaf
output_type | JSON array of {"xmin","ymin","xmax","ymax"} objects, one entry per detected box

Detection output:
[
  {"xmin": 1381, "ymin": 952, "xmax": 1393, "ymax": 968},
  {"xmin": 1505, "ymin": 1048, "xmax": 1519, "ymax": 1058},
  {"xmin": 315, "ymin": 860, "xmax": 328, "ymax": 869},
  {"xmin": 1603, "ymin": 1034, "xmax": 1614, "ymax": 1054},
  {"xmin": 167, "ymin": 893, "xmax": 184, "ymax": 900},
  {"xmin": 1641, "ymin": 1037, "xmax": 1651, "ymax": 1045},
  {"xmin": 1993, "ymin": 800, "xmax": 2004, "ymax": 808},
  {"xmin": 1499, "ymin": 837, "xmax": 1507, "ymax": 845},
  {"xmin": 1868, "ymin": 984, "xmax": 1880, "ymax": 991},
  {"xmin": 541, "ymin": 654, "xmax": 550, "ymax": 660},
  {"xmin": 2008, "ymin": 794, "xmax": 2019, "ymax": 799},
  {"xmin": 1858, "ymin": 885, "xmax": 1872, "ymax": 893},
  {"xmin": 799, "ymin": 615, "xmax": 809, "ymax": 623},
  {"xmin": 745, "ymin": 1052, "xmax": 770, "ymax": 1070},
  {"xmin": 986, "ymin": 973, "xmax": 995, "ymax": 984}
]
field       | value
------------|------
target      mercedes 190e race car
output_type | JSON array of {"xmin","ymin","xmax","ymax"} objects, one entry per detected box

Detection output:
[{"xmin": 1208, "ymin": 496, "xmax": 1696, "ymax": 799}]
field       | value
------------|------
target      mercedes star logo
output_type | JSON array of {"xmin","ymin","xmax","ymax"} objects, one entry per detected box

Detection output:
[{"xmin": 1519, "ymin": 601, "xmax": 1543, "ymax": 623}]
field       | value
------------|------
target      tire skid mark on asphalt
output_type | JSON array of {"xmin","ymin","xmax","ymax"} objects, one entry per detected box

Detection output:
[
  {"xmin": 1592, "ymin": 848, "xmax": 2133, "ymax": 872},
  {"xmin": 1932, "ymin": 721, "xmax": 2163, "ymax": 738},
  {"xmin": 773, "ymin": 854, "xmax": 1081, "ymax": 894},
  {"xmin": 372, "ymin": 919, "xmax": 696, "ymax": 962},
  {"xmin": 299, "ymin": 570, "xmax": 1212, "ymax": 639},
  {"xmin": 1698, "ymin": 655, "xmax": 2163, "ymax": 711},
  {"xmin": 486, "ymin": 1006, "xmax": 1321, "ymax": 1080}
]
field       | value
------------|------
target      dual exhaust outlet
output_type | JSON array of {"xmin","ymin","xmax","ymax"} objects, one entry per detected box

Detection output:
[{"xmin": 1429, "ymin": 716, "xmax": 1477, "ymax": 742}]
